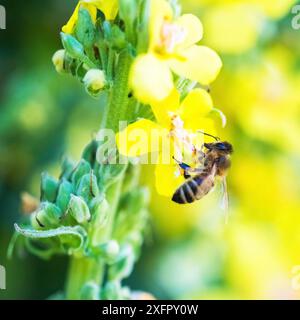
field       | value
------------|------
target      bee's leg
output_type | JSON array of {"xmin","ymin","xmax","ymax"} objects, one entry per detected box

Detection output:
[{"xmin": 172, "ymin": 157, "xmax": 192, "ymax": 179}]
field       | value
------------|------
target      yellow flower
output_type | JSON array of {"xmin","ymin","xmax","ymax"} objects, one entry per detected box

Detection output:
[
  {"xmin": 116, "ymin": 88, "xmax": 217, "ymax": 197},
  {"xmin": 129, "ymin": 0, "xmax": 222, "ymax": 104},
  {"xmin": 62, "ymin": 0, "xmax": 118, "ymax": 34}
]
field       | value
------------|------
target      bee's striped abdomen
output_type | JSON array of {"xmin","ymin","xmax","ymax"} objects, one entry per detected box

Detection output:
[{"xmin": 172, "ymin": 177, "xmax": 202, "ymax": 204}]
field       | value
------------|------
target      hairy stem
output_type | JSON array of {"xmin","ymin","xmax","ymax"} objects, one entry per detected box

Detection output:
[{"xmin": 65, "ymin": 49, "xmax": 132, "ymax": 300}]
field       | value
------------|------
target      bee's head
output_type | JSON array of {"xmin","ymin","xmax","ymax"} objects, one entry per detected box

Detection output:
[{"xmin": 204, "ymin": 141, "xmax": 233, "ymax": 154}]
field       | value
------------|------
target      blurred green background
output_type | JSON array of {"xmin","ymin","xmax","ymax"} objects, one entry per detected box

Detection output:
[{"xmin": 1, "ymin": 0, "xmax": 300, "ymax": 299}]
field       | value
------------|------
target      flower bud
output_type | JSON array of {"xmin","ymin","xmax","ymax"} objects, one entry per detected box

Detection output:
[
  {"xmin": 60, "ymin": 32, "xmax": 85, "ymax": 60},
  {"xmin": 56, "ymin": 179, "xmax": 74, "ymax": 213},
  {"xmin": 90, "ymin": 196, "xmax": 109, "ymax": 245},
  {"xmin": 76, "ymin": 172, "xmax": 99, "ymax": 202},
  {"xmin": 83, "ymin": 69, "xmax": 106, "ymax": 97},
  {"xmin": 71, "ymin": 159, "xmax": 91, "ymax": 188},
  {"xmin": 31, "ymin": 202, "xmax": 62, "ymax": 229},
  {"xmin": 95, "ymin": 240, "xmax": 120, "ymax": 263},
  {"xmin": 60, "ymin": 157, "xmax": 76, "ymax": 181},
  {"xmin": 40, "ymin": 172, "xmax": 59, "ymax": 203},
  {"xmin": 52, "ymin": 49, "xmax": 66, "ymax": 73},
  {"xmin": 68, "ymin": 194, "xmax": 91, "ymax": 224},
  {"xmin": 80, "ymin": 282, "xmax": 100, "ymax": 300}
]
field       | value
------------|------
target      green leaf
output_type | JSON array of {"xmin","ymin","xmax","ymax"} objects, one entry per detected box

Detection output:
[{"xmin": 14, "ymin": 224, "xmax": 87, "ymax": 254}]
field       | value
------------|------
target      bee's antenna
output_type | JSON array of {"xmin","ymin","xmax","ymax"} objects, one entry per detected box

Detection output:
[{"xmin": 197, "ymin": 131, "xmax": 220, "ymax": 141}]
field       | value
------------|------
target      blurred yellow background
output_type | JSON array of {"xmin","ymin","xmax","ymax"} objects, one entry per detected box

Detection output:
[{"xmin": 1, "ymin": 0, "xmax": 300, "ymax": 299}]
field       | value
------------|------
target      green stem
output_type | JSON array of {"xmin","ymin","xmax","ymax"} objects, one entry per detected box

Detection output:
[
  {"xmin": 65, "ymin": 48, "xmax": 132, "ymax": 300},
  {"xmin": 105, "ymin": 49, "xmax": 133, "ymax": 131}
]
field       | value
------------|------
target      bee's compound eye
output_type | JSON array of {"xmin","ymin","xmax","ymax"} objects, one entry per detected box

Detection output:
[
  {"xmin": 216, "ymin": 142, "xmax": 233, "ymax": 153},
  {"xmin": 215, "ymin": 143, "xmax": 227, "ymax": 150}
]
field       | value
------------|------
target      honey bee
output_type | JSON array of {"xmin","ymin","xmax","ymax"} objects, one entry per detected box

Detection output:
[{"xmin": 172, "ymin": 133, "xmax": 233, "ymax": 205}]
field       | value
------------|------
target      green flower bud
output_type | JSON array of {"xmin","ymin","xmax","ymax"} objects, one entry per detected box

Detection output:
[
  {"xmin": 103, "ymin": 21, "xmax": 126, "ymax": 50},
  {"xmin": 108, "ymin": 245, "xmax": 135, "ymax": 281},
  {"xmin": 82, "ymin": 140, "xmax": 98, "ymax": 166},
  {"xmin": 90, "ymin": 196, "xmax": 109, "ymax": 246},
  {"xmin": 94, "ymin": 240, "xmax": 120, "ymax": 263},
  {"xmin": 31, "ymin": 202, "xmax": 62, "ymax": 229},
  {"xmin": 119, "ymin": 0, "xmax": 138, "ymax": 43},
  {"xmin": 102, "ymin": 281, "xmax": 122, "ymax": 300},
  {"xmin": 75, "ymin": 8, "xmax": 96, "ymax": 48},
  {"xmin": 40, "ymin": 172, "xmax": 59, "ymax": 202},
  {"xmin": 68, "ymin": 194, "xmax": 91, "ymax": 224},
  {"xmin": 56, "ymin": 179, "xmax": 74, "ymax": 213},
  {"xmin": 80, "ymin": 282, "xmax": 100, "ymax": 300},
  {"xmin": 61, "ymin": 32, "xmax": 85, "ymax": 60},
  {"xmin": 60, "ymin": 157, "xmax": 76, "ymax": 181},
  {"xmin": 71, "ymin": 159, "xmax": 91, "ymax": 188},
  {"xmin": 83, "ymin": 69, "xmax": 106, "ymax": 97},
  {"xmin": 52, "ymin": 49, "xmax": 66, "ymax": 73},
  {"xmin": 76, "ymin": 172, "xmax": 99, "ymax": 202}
]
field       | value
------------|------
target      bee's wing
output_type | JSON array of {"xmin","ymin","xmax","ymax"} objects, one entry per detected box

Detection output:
[{"xmin": 220, "ymin": 177, "xmax": 229, "ymax": 224}]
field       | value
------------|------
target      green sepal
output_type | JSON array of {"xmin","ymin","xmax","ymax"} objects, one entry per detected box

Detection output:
[
  {"xmin": 77, "ymin": 172, "xmax": 99, "ymax": 202},
  {"xmin": 60, "ymin": 157, "xmax": 76, "ymax": 181},
  {"xmin": 71, "ymin": 159, "xmax": 91, "ymax": 188},
  {"xmin": 82, "ymin": 140, "xmax": 98, "ymax": 167},
  {"xmin": 98, "ymin": 162, "xmax": 127, "ymax": 190},
  {"xmin": 56, "ymin": 178, "xmax": 74, "ymax": 213},
  {"xmin": 103, "ymin": 21, "xmax": 127, "ymax": 50},
  {"xmin": 75, "ymin": 8, "xmax": 96, "ymax": 48},
  {"xmin": 40, "ymin": 172, "xmax": 59, "ymax": 202}
]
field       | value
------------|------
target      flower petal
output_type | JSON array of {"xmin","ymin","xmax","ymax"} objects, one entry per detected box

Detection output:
[
  {"xmin": 168, "ymin": 45, "xmax": 222, "ymax": 85},
  {"xmin": 116, "ymin": 119, "xmax": 164, "ymax": 157},
  {"xmin": 91, "ymin": 0, "xmax": 119, "ymax": 20},
  {"xmin": 151, "ymin": 89, "xmax": 180, "ymax": 127},
  {"xmin": 155, "ymin": 161, "xmax": 184, "ymax": 197},
  {"xmin": 180, "ymin": 88, "xmax": 213, "ymax": 125},
  {"xmin": 129, "ymin": 54, "xmax": 174, "ymax": 104},
  {"xmin": 174, "ymin": 14, "xmax": 203, "ymax": 50},
  {"xmin": 149, "ymin": 0, "xmax": 174, "ymax": 52}
]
